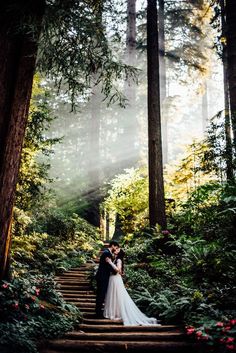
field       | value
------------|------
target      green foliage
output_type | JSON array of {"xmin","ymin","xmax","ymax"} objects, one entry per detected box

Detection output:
[
  {"xmin": 103, "ymin": 168, "xmax": 148, "ymax": 234},
  {"xmin": 124, "ymin": 232, "xmax": 236, "ymax": 325},
  {"xmin": 11, "ymin": 213, "xmax": 100, "ymax": 276},
  {"xmin": 38, "ymin": 0, "xmax": 138, "ymax": 108},
  {"xmin": 130, "ymin": 285, "xmax": 220, "ymax": 324},
  {"xmin": 186, "ymin": 320, "xmax": 236, "ymax": 351},
  {"xmin": 175, "ymin": 181, "xmax": 236, "ymax": 239},
  {"xmin": 0, "ymin": 275, "xmax": 80, "ymax": 353},
  {"xmin": 16, "ymin": 78, "xmax": 60, "ymax": 214}
]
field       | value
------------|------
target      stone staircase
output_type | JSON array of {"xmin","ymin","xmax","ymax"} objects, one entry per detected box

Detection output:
[{"xmin": 39, "ymin": 248, "xmax": 205, "ymax": 353}]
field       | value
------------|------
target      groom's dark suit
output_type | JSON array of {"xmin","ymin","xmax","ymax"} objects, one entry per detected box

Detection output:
[{"xmin": 95, "ymin": 248, "xmax": 116, "ymax": 317}]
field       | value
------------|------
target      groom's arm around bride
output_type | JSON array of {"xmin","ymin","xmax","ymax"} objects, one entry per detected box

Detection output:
[{"xmin": 95, "ymin": 241, "xmax": 119, "ymax": 318}]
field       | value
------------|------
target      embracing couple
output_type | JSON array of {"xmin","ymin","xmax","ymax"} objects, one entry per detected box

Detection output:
[{"xmin": 95, "ymin": 241, "xmax": 160, "ymax": 326}]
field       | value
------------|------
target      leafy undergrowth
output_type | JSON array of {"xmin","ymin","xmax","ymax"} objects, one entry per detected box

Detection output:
[
  {"xmin": 0, "ymin": 213, "xmax": 100, "ymax": 353},
  {"xmin": 186, "ymin": 320, "xmax": 236, "ymax": 352},
  {"xmin": 0, "ymin": 275, "xmax": 80, "ymax": 353},
  {"xmin": 12, "ymin": 218, "xmax": 100, "ymax": 276}
]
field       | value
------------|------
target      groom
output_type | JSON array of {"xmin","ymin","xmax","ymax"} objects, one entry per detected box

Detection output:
[{"xmin": 95, "ymin": 240, "xmax": 119, "ymax": 318}]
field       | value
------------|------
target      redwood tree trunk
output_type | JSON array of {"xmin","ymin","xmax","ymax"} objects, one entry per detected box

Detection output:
[
  {"xmin": 202, "ymin": 81, "xmax": 208, "ymax": 134},
  {"xmin": 225, "ymin": 0, "xmax": 236, "ymax": 154},
  {"xmin": 147, "ymin": 0, "xmax": 167, "ymax": 228},
  {"xmin": 85, "ymin": 85, "xmax": 102, "ymax": 227},
  {"xmin": 118, "ymin": 0, "xmax": 138, "ymax": 170},
  {"xmin": 127, "ymin": 0, "xmax": 136, "ymax": 67},
  {"xmin": 221, "ymin": 0, "xmax": 234, "ymax": 180},
  {"xmin": 158, "ymin": 0, "xmax": 168, "ymax": 165},
  {"xmin": 0, "ymin": 0, "xmax": 45, "ymax": 280}
]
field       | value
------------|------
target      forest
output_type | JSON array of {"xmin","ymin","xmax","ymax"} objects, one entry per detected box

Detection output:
[{"xmin": 0, "ymin": 0, "xmax": 235, "ymax": 352}]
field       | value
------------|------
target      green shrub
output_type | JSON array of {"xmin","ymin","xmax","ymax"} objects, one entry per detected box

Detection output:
[{"xmin": 0, "ymin": 275, "xmax": 80, "ymax": 353}]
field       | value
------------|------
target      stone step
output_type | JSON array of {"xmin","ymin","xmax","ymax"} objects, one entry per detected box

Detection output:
[
  {"xmin": 64, "ymin": 299, "xmax": 96, "ymax": 304},
  {"xmin": 40, "ymin": 340, "xmax": 204, "ymax": 353},
  {"xmin": 59, "ymin": 291, "xmax": 95, "ymax": 297},
  {"xmin": 55, "ymin": 275, "xmax": 88, "ymax": 281},
  {"xmin": 62, "ymin": 297, "xmax": 96, "ymax": 302},
  {"xmin": 63, "ymin": 331, "xmax": 184, "ymax": 341},
  {"xmin": 61, "ymin": 295, "xmax": 96, "ymax": 299},
  {"xmin": 82, "ymin": 318, "xmax": 123, "ymax": 325},
  {"xmin": 61, "ymin": 295, "xmax": 95, "ymax": 300},
  {"xmin": 57, "ymin": 281, "xmax": 91, "ymax": 285},
  {"xmin": 77, "ymin": 307, "xmax": 95, "ymax": 313},
  {"xmin": 59, "ymin": 289, "xmax": 95, "ymax": 293},
  {"xmin": 63, "ymin": 296, "xmax": 96, "ymax": 301},
  {"xmin": 68, "ymin": 302, "xmax": 95, "ymax": 308},
  {"xmin": 66, "ymin": 268, "xmax": 92, "ymax": 272},
  {"xmin": 58, "ymin": 285, "xmax": 92, "ymax": 291},
  {"xmin": 81, "ymin": 312, "xmax": 97, "ymax": 318},
  {"xmin": 56, "ymin": 272, "xmax": 88, "ymax": 276},
  {"xmin": 56, "ymin": 277, "xmax": 89, "ymax": 281},
  {"xmin": 64, "ymin": 301, "xmax": 95, "ymax": 307},
  {"xmin": 57, "ymin": 279, "xmax": 91, "ymax": 283},
  {"xmin": 78, "ymin": 324, "xmax": 180, "ymax": 333}
]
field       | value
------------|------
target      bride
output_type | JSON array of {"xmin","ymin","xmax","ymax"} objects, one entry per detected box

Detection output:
[{"xmin": 103, "ymin": 248, "xmax": 160, "ymax": 326}]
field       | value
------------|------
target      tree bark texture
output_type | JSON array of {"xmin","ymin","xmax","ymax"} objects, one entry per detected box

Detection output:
[
  {"xmin": 85, "ymin": 85, "xmax": 102, "ymax": 227},
  {"xmin": 221, "ymin": 0, "xmax": 234, "ymax": 179},
  {"xmin": 201, "ymin": 81, "xmax": 208, "ymax": 134},
  {"xmin": 220, "ymin": 0, "xmax": 234, "ymax": 180},
  {"xmin": 225, "ymin": 0, "xmax": 236, "ymax": 154},
  {"xmin": 118, "ymin": 0, "xmax": 139, "ymax": 169},
  {"xmin": 147, "ymin": 0, "xmax": 167, "ymax": 229},
  {"xmin": 0, "ymin": 0, "xmax": 45, "ymax": 280},
  {"xmin": 158, "ymin": 0, "xmax": 168, "ymax": 165},
  {"xmin": 126, "ymin": 0, "xmax": 137, "ymax": 67}
]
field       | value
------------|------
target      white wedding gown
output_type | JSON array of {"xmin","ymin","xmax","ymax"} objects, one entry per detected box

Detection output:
[{"xmin": 103, "ymin": 259, "xmax": 160, "ymax": 326}]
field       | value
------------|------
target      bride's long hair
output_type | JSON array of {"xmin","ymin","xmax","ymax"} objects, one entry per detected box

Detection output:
[{"xmin": 116, "ymin": 249, "xmax": 125, "ymax": 274}]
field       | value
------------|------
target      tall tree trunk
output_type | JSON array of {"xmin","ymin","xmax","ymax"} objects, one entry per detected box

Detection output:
[
  {"xmin": 202, "ymin": 81, "xmax": 208, "ymax": 134},
  {"xmin": 221, "ymin": 0, "xmax": 234, "ymax": 180},
  {"xmin": 225, "ymin": 0, "xmax": 236, "ymax": 155},
  {"xmin": 147, "ymin": 0, "xmax": 167, "ymax": 228},
  {"xmin": 158, "ymin": 0, "xmax": 168, "ymax": 165},
  {"xmin": 0, "ymin": 0, "xmax": 45, "ymax": 280},
  {"xmin": 85, "ymin": 4, "xmax": 104, "ymax": 227},
  {"xmin": 126, "ymin": 0, "xmax": 136, "ymax": 68},
  {"xmin": 85, "ymin": 86, "xmax": 102, "ymax": 227},
  {"xmin": 117, "ymin": 0, "xmax": 138, "ymax": 170}
]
